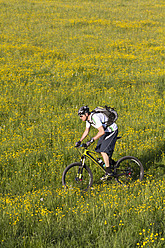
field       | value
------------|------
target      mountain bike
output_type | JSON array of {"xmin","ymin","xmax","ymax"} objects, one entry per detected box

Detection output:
[{"xmin": 62, "ymin": 138, "xmax": 144, "ymax": 191}]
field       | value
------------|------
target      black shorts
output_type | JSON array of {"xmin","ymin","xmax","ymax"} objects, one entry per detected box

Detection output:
[{"xmin": 95, "ymin": 129, "xmax": 118, "ymax": 157}]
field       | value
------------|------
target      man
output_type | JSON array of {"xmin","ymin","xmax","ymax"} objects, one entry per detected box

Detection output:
[{"xmin": 75, "ymin": 105, "xmax": 118, "ymax": 180}]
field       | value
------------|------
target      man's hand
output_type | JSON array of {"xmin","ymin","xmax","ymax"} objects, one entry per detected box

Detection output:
[
  {"xmin": 86, "ymin": 138, "xmax": 94, "ymax": 147},
  {"xmin": 75, "ymin": 140, "xmax": 81, "ymax": 147}
]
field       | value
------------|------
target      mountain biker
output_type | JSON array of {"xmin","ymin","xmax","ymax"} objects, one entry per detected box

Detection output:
[{"xmin": 75, "ymin": 105, "xmax": 118, "ymax": 180}]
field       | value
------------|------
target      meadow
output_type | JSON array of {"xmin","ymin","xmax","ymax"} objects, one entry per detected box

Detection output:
[{"xmin": 0, "ymin": 0, "xmax": 164, "ymax": 247}]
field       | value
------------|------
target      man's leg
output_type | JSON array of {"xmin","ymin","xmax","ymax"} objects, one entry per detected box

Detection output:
[
  {"xmin": 101, "ymin": 152, "xmax": 109, "ymax": 166},
  {"xmin": 101, "ymin": 152, "xmax": 113, "ymax": 174}
]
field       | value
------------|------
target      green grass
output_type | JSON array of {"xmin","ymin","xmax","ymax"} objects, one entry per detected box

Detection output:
[{"xmin": 0, "ymin": 0, "xmax": 164, "ymax": 247}]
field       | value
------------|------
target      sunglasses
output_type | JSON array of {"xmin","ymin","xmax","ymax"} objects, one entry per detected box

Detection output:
[{"xmin": 79, "ymin": 115, "xmax": 84, "ymax": 118}]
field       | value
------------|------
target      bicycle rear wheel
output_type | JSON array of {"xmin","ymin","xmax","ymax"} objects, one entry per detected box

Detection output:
[
  {"xmin": 114, "ymin": 156, "xmax": 144, "ymax": 185},
  {"xmin": 62, "ymin": 162, "xmax": 93, "ymax": 191}
]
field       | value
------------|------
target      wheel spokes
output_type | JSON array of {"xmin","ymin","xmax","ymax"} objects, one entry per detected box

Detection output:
[
  {"xmin": 64, "ymin": 166, "xmax": 91, "ymax": 190},
  {"xmin": 115, "ymin": 158, "xmax": 142, "ymax": 185}
]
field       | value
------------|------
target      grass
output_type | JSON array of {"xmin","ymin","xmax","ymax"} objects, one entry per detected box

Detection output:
[{"xmin": 0, "ymin": 0, "xmax": 164, "ymax": 247}]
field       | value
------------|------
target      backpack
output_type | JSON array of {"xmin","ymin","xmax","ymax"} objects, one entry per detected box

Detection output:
[{"xmin": 91, "ymin": 106, "xmax": 118, "ymax": 126}]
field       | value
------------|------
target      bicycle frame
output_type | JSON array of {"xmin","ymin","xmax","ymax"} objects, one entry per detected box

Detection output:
[
  {"xmin": 80, "ymin": 148, "xmax": 106, "ymax": 173},
  {"xmin": 62, "ymin": 140, "xmax": 144, "ymax": 190}
]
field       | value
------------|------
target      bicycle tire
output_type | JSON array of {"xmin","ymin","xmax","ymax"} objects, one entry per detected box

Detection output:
[
  {"xmin": 114, "ymin": 156, "xmax": 144, "ymax": 185},
  {"xmin": 62, "ymin": 162, "xmax": 93, "ymax": 191}
]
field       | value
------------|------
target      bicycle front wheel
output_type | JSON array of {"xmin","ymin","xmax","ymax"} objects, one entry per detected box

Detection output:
[
  {"xmin": 114, "ymin": 156, "xmax": 144, "ymax": 185},
  {"xmin": 62, "ymin": 162, "xmax": 93, "ymax": 191}
]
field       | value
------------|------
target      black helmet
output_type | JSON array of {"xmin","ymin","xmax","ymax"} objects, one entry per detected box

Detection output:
[{"xmin": 78, "ymin": 106, "xmax": 89, "ymax": 116}]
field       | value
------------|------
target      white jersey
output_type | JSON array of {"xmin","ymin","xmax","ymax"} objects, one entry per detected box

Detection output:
[{"xmin": 86, "ymin": 113, "xmax": 118, "ymax": 132}]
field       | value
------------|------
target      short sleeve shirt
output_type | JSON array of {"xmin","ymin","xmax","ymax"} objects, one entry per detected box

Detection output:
[{"xmin": 86, "ymin": 113, "xmax": 118, "ymax": 132}]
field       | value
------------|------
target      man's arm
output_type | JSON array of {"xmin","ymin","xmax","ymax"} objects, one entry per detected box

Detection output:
[
  {"xmin": 93, "ymin": 126, "xmax": 105, "ymax": 141},
  {"xmin": 80, "ymin": 127, "xmax": 90, "ymax": 142},
  {"xmin": 85, "ymin": 125, "xmax": 105, "ymax": 147}
]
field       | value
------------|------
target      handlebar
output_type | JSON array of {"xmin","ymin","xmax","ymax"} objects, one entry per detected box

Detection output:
[
  {"xmin": 76, "ymin": 136, "xmax": 122, "ymax": 149},
  {"xmin": 75, "ymin": 143, "xmax": 87, "ymax": 148},
  {"xmin": 80, "ymin": 144, "xmax": 88, "ymax": 148}
]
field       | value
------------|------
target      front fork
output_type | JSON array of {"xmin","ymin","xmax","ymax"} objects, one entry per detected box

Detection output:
[{"xmin": 76, "ymin": 156, "xmax": 86, "ymax": 181}]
